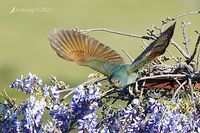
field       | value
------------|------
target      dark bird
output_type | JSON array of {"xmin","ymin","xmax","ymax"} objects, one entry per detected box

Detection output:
[{"xmin": 48, "ymin": 22, "xmax": 175, "ymax": 88}]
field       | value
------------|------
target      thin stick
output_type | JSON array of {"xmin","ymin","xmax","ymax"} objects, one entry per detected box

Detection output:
[
  {"xmin": 188, "ymin": 76, "xmax": 196, "ymax": 113},
  {"xmin": 138, "ymin": 74, "xmax": 186, "ymax": 81},
  {"xmin": 142, "ymin": 39, "xmax": 148, "ymax": 46},
  {"xmin": 172, "ymin": 80, "xmax": 187, "ymax": 100},
  {"xmin": 122, "ymin": 48, "xmax": 134, "ymax": 62},
  {"xmin": 166, "ymin": 49, "xmax": 178, "ymax": 62},
  {"xmin": 172, "ymin": 11, "xmax": 200, "ymax": 20},
  {"xmin": 162, "ymin": 11, "xmax": 200, "ymax": 24},
  {"xmin": 78, "ymin": 28, "xmax": 154, "ymax": 40},
  {"xmin": 181, "ymin": 17, "xmax": 191, "ymax": 56},
  {"xmin": 197, "ymin": 48, "xmax": 200, "ymax": 72},
  {"xmin": 58, "ymin": 88, "xmax": 76, "ymax": 93},
  {"xmin": 101, "ymin": 88, "xmax": 115, "ymax": 98},
  {"xmin": 171, "ymin": 39, "xmax": 190, "ymax": 59},
  {"xmin": 60, "ymin": 78, "xmax": 95, "ymax": 102},
  {"xmin": 139, "ymin": 80, "xmax": 146, "ymax": 105},
  {"xmin": 186, "ymin": 36, "xmax": 200, "ymax": 65},
  {"xmin": 61, "ymin": 88, "xmax": 76, "ymax": 102}
]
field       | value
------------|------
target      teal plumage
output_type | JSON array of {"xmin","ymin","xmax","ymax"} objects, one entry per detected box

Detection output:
[{"xmin": 48, "ymin": 23, "xmax": 175, "ymax": 88}]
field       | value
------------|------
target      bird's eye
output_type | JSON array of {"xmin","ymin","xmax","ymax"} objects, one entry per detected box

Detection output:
[{"xmin": 117, "ymin": 80, "xmax": 120, "ymax": 83}]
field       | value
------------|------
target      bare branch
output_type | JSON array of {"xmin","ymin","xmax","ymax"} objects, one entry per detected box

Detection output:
[
  {"xmin": 139, "ymin": 80, "xmax": 146, "ymax": 105},
  {"xmin": 122, "ymin": 48, "xmax": 134, "ymax": 62},
  {"xmin": 166, "ymin": 49, "xmax": 178, "ymax": 62},
  {"xmin": 188, "ymin": 76, "xmax": 196, "ymax": 113},
  {"xmin": 162, "ymin": 11, "xmax": 200, "ymax": 24},
  {"xmin": 185, "ymin": 36, "xmax": 200, "ymax": 66},
  {"xmin": 142, "ymin": 39, "xmax": 148, "ymax": 46},
  {"xmin": 138, "ymin": 74, "xmax": 186, "ymax": 81},
  {"xmin": 181, "ymin": 17, "xmax": 191, "ymax": 56},
  {"xmin": 101, "ymin": 88, "xmax": 115, "ymax": 98},
  {"xmin": 60, "ymin": 78, "xmax": 96, "ymax": 102},
  {"xmin": 172, "ymin": 11, "xmax": 200, "ymax": 20},
  {"xmin": 171, "ymin": 39, "xmax": 190, "ymax": 59},
  {"xmin": 172, "ymin": 80, "xmax": 187, "ymax": 100},
  {"xmin": 75, "ymin": 27, "xmax": 155, "ymax": 40},
  {"xmin": 61, "ymin": 88, "xmax": 76, "ymax": 102},
  {"xmin": 197, "ymin": 48, "xmax": 200, "ymax": 72}
]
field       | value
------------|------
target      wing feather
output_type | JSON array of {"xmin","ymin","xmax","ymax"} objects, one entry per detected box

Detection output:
[
  {"xmin": 126, "ymin": 22, "xmax": 176, "ymax": 75},
  {"xmin": 48, "ymin": 28, "xmax": 125, "ymax": 77}
]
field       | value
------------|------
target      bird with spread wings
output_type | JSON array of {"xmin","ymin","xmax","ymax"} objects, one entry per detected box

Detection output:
[{"xmin": 48, "ymin": 23, "xmax": 175, "ymax": 88}]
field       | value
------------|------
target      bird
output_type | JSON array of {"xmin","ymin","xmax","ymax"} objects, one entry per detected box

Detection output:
[{"xmin": 48, "ymin": 22, "xmax": 175, "ymax": 89}]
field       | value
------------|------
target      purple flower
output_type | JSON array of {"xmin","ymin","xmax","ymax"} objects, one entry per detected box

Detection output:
[
  {"xmin": 47, "ymin": 84, "xmax": 101, "ymax": 132},
  {"xmin": 2, "ymin": 73, "xmax": 200, "ymax": 132},
  {"xmin": 71, "ymin": 85, "xmax": 101, "ymax": 132},
  {"xmin": 10, "ymin": 72, "xmax": 42, "ymax": 94},
  {"xmin": 19, "ymin": 95, "xmax": 46, "ymax": 132},
  {"xmin": 0, "ymin": 102, "xmax": 20, "ymax": 133}
]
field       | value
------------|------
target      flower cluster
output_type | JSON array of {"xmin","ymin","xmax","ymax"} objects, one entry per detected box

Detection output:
[
  {"xmin": 74, "ymin": 85, "xmax": 100, "ymax": 132},
  {"xmin": 46, "ymin": 85, "xmax": 101, "ymax": 132},
  {"xmin": 146, "ymin": 98, "xmax": 200, "ymax": 132},
  {"xmin": 0, "ymin": 101, "xmax": 20, "ymax": 133},
  {"xmin": 18, "ymin": 95, "xmax": 46, "ymax": 132},
  {"xmin": 10, "ymin": 72, "xmax": 42, "ymax": 94},
  {"xmin": 99, "ymin": 97, "xmax": 200, "ymax": 132},
  {"xmin": 0, "ymin": 73, "xmax": 200, "ymax": 132}
]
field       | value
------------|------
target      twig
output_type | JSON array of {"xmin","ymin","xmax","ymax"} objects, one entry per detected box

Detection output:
[
  {"xmin": 60, "ymin": 89, "xmax": 76, "ymax": 102},
  {"xmin": 187, "ymin": 76, "xmax": 196, "ymax": 113},
  {"xmin": 142, "ymin": 39, "xmax": 148, "ymax": 46},
  {"xmin": 174, "ymin": 63, "xmax": 195, "ymax": 74},
  {"xmin": 172, "ymin": 79, "xmax": 187, "ymax": 100},
  {"xmin": 101, "ymin": 88, "xmax": 115, "ymax": 98},
  {"xmin": 195, "ymin": 30, "xmax": 200, "ymax": 36},
  {"xmin": 141, "ymin": 45, "xmax": 145, "ymax": 50},
  {"xmin": 197, "ymin": 48, "xmax": 200, "ymax": 72},
  {"xmin": 58, "ymin": 88, "xmax": 76, "ymax": 93},
  {"xmin": 195, "ymin": 30, "xmax": 200, "ymax": 72},
  {"xmin": 172, "ymin": 11, "xmax": 200, "ymax": 20},
  {"xmin": 76, "ymin": 27, "xmax": 154, "ymax": 40},
  {"xmin": 185, "ymin": 36, "xmax": 200, "ymax": 65},
  {"xmin": 122, "ymin": 48, "xmax": 134, "ymax": 62},
  {"xmin": 166, "ymin": 49, "xmax": 178, "ymax": 62},
  {"xmin": 60, "ymin": 78, "xmax": 95, "ymax": 102},
  {"xmin": 188, "ymin": 35, "xmax": 193, "ymax": 44},
  {"xmin": 181, "ymin": 17, "xmax": 191, "ymax": 56},
  {"xmin": 138, "ymin": 74, "xmax": 186, "ymax": 81},
  {"xmin": 139, "ymin": 80, "xmax": 146, "ymax": 105},
  {"xmin": 162, "ymin": 11, "xmax": 200, "ymax": 24},
  {"xmin": 171, "ymin": 39, "xmax": 190, "ymax": 59}
]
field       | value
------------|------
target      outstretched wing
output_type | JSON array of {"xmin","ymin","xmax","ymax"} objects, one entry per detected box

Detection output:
[
  {"xmin": 48, "ymin": 28, "xmax": 125, "ymax": 77},
  {"xmin": 126, "ymin": 22, "xmax": 176, "ymax": 75}
]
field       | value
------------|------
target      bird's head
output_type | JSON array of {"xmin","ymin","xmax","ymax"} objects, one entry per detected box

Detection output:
[{"xmin": 109, "ymin": 72, "xmax": 127, "ymax": 88}]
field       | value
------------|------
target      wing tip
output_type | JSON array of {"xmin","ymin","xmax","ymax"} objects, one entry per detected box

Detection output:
[{"xmin": 163, "ymin": 21, "xmax": 176, "ymax": 39}]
